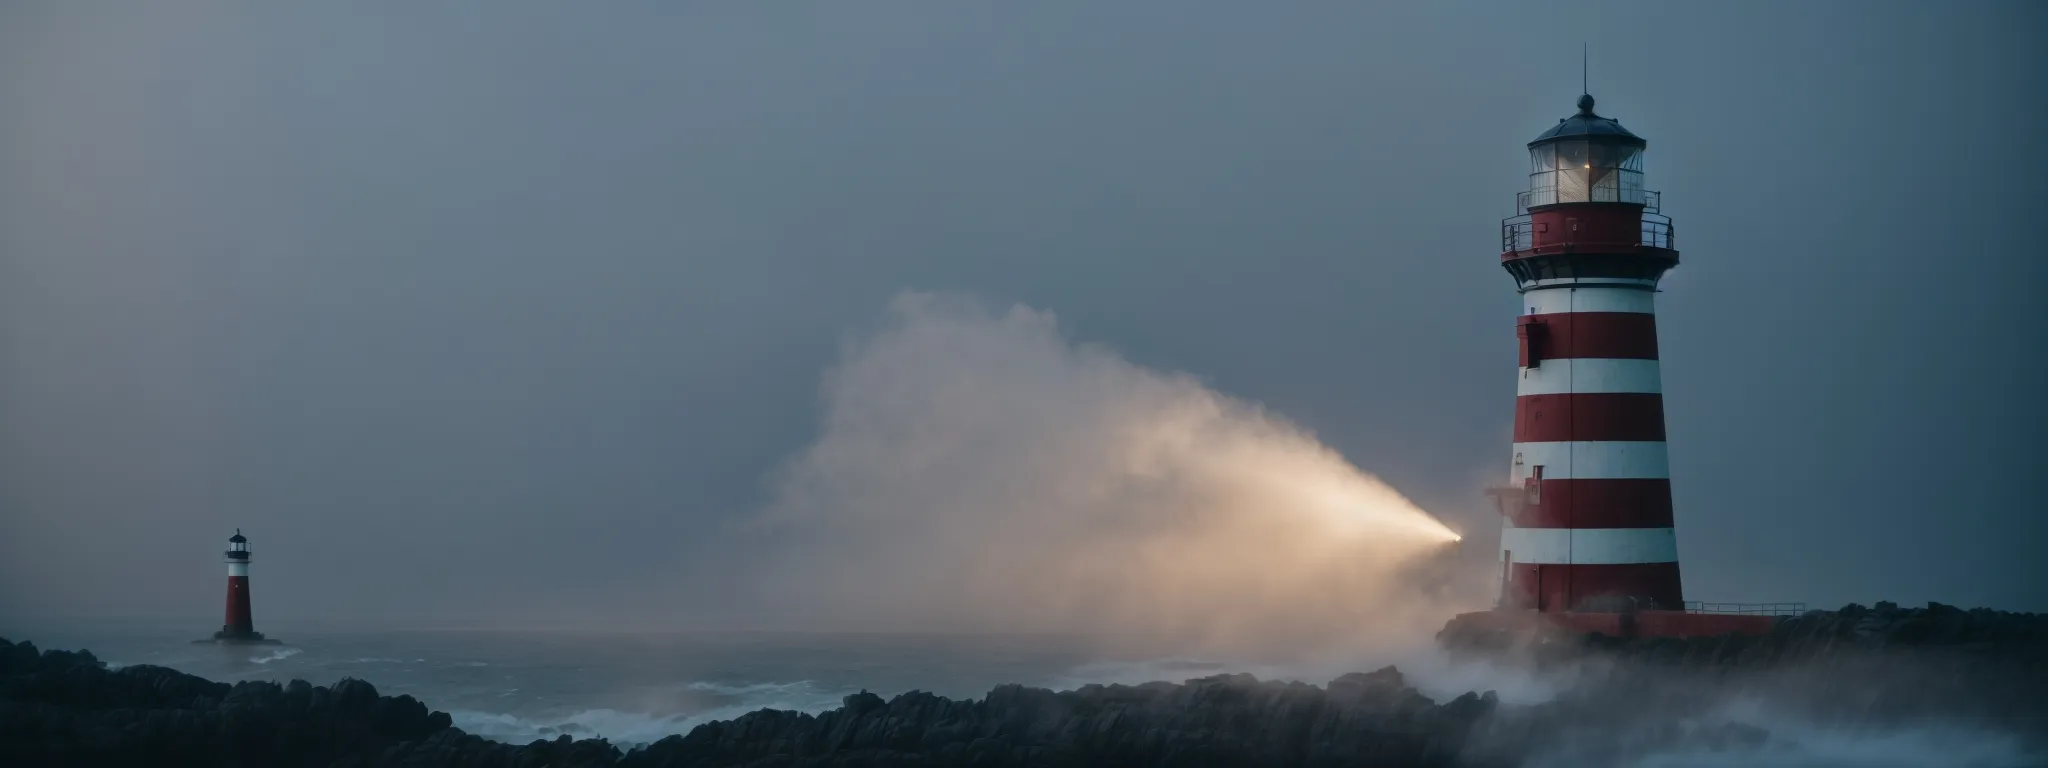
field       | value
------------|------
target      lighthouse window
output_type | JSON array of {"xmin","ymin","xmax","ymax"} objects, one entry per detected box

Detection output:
[
  {"xmin": 1557, "ymin": 167, "xmax": 1590, "ymax": 203},
  {"xmin": 1591, "ymin": 169, "xmax": 1621, "ymax": 201},
  {"xmin": 1554, "ymin": 141, "xmax": 1590, "ymax": 171},
  {"xmin": 1607, "ymin": 145, "xmax": 1646, "ymax": 172},
  {"xmin": 1532, "ymin": 140, "xmax": 1647, "ymax": 205}
]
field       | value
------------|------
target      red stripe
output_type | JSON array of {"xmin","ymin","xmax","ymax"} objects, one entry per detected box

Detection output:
[
  {"xmin": 1500, "ymin": 562, "xmax": 1684, "ymax": 612},
  {"xmin": 224, "ymin": 576, "xmax": 254, "ymax": 635},
  {"xmin": 1527, "ymin": 312, "xmax": 1659, "ymax": 360},
  {"xmin": 1527, "ymin": 205, "xmax": 1649, "ymax": 251},
  {"xmin": 1514, "ymin": 393, "xmax": 1667, "ymax": 442},
  {"xmin": 1507, "ymin": 479, "xmax": 1675, "ymax": 528}
]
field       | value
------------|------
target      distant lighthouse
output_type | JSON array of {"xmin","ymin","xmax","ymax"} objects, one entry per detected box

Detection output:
[{"xmin": 210, "ymin": 529, "xmax": 273, "ymax": 643}]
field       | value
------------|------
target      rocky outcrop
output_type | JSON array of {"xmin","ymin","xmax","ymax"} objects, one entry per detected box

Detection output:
[
  {"xmin": 0, "ymin": 638, "xmax": 469, "ymax": 767},
  {"xmin": 0, "ymin": 637, "xmax": 1491, "ymax": 767},
  {"xmin": 4, "ymin": 605, "xmax": 2045, "ymax": 767},
  {"xmin": 626, "ymin": 669, "xmax": 1496, "ymax": 768}
]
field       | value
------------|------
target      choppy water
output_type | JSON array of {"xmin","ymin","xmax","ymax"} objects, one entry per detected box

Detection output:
[
  {"xmin": 12, "ymin": 622, "xmax": 2042, "ymax": 766},
  {"xmin": 15, "ymin": 624, "xmax": 1221, "ymax": 747}
]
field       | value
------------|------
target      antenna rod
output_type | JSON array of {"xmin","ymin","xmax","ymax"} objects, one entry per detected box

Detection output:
[{"xmin": 1582, "ymin": 43, "xmax": 1588, "ymax": 94}]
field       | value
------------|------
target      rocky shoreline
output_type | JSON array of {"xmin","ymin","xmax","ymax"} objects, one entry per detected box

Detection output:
[{"xmin": 5, "ymin": 603, "xmax": 2045, "ymax": 767}]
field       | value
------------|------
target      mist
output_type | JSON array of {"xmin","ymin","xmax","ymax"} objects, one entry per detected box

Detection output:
[{"xmin": 717, "ymin": 292, "xmax": 1471, "ymax": 656}]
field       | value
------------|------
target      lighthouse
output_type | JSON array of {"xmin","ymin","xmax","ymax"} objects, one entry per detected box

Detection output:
[
  {"xmin": 213, "ymin": 529, "xmax": 269, "ymax": 642},
  {"xmin": 1450, "ymin": 91, "xmax": 1790, "ymax": 640},
  {"xmin": 1494, "ymin": 92, "xmax": 1683, "ymax": 614}
]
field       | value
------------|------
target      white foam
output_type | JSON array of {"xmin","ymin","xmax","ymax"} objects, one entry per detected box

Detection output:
[
  {"xmin": 454, "ymin": 679, "xmax": 850, "ymax": 747},
  {"xmin": 1395, "ymin": 649, "xmax": 1569, "ymax": 706},
  {"xmin": 249, "ymin": 647, "xmax": 301, "ymax": 665},
  {"xmin": 451, "ymin": 708, "xmax": 691, "ymax": 747},
  {"xmin": 1528, "ymin": 698, "xmax": 2042, "ymax": 768}
]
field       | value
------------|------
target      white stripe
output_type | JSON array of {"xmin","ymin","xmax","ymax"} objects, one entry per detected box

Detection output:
[
  {"xmin": 1500, "ymin": 526, "xmax": 1678, "ymax": 565},
  {"xmin": 1517, "ymin": 358, "xmax": 1664, "ymax": 395},
  {"xmin": 1511, "ymin": 441, "xmax": 1668, "ymax": 481},
  {"xmin": 228, "ymin": 562, "xmax": 249, "ymax": 577},
  {"xmin": 1520, "ymin": 285, "xmax": 1657, "ymax": 315},
  {"xmin": 1520, "ymin": 276, "xmax": 1660, "ymax": 290}
]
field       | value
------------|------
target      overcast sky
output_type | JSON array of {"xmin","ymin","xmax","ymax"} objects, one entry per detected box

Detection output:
[{"xmin": 2, "ymin": 1, "xmax": 2043, "ymax": 630}]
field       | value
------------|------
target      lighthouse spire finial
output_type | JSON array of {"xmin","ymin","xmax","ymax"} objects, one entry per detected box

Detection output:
[{"xmin": 1576, "ymin": 44, "xmax": 1595, "ymax": 115}]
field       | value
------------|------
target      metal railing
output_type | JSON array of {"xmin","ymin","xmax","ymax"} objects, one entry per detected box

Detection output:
[
  {"xmin": 1501, "ymin": 215, "xmax": 1677, "ymax": 252},
  {"xmin": 1641, "ymin": 215, "xmax": 1675, "ymax": 249},
  {"xmin": 1685, "ymin": 602, "xmax": 1808, "ymax": 617},
  {"xmin": 1503, "ymin": 217, "xmax": 1534, "ymax": 251}
]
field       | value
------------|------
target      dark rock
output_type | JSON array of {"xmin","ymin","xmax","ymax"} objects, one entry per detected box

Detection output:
[{"xmin": 7, "ymin": 605, "xmax": 2046, "ymax": 767}]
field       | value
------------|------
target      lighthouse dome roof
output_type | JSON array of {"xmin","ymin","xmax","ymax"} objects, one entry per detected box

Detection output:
[
  {"xmin": 228, "ymin": 529, "xmax": 247, "ymax": 543},
  {"xmin": 1530, "ymin": 94, "xmax": 1644, "ymax": 146}
]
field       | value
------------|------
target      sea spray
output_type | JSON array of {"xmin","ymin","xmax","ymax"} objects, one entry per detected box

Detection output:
[{"xmin": 726, "ymin": 292, "xmax": 1475, "ymax": 657}]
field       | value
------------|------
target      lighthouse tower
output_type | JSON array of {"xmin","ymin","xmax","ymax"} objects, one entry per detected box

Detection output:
[
  {"xmin": 1495, "ymin": 92, "xmax": 1682, "ymax": 614},
  {"xmin": 214, "ymin": 529, "xmax": 266, "ymax": 641}
]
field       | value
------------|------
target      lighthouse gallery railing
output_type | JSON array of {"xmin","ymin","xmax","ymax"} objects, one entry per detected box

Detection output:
[
  {"xmin": 1684, "ymin": 602, "xmax": 1809, "ymax": 617},
  {"xmin": 1500, "ymin": 213, "xmax": 1674, "ymax": 253}
]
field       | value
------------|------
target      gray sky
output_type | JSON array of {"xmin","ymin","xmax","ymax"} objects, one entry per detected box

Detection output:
[{"xmin": 2, "ymin": 1, "xmax": 2043, "ymax": 630}]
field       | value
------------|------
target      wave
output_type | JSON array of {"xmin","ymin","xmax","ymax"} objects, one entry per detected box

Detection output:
[
  {"xmin": 453, "ymin": 679, "xmax": 851, "ymax": 747},
  {"xmin": 250, "ymin": 647, "xmax": 301, "ymax": 665},
  {"xmin": 682, "ymin": 679, "xmax": 827, "ymax": 698},
  {"xmin": 450, "ymin": 708, "xmax": 690, "ymax": 747},
  {"xmin": 1529, "ymin": 701, "xmax": 2041, "ymax": 768}
]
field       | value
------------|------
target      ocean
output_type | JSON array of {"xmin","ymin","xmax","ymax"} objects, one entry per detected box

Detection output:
[{"xmin": 17, "ymin": 623, "xmax": 1324, "ymax": 748}]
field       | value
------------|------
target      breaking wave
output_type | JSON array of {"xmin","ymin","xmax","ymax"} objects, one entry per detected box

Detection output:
[
  {"xmin": 453, "ymin": 679, "xmax": 849, "ymax": 747},
  {"xmin": 1532, "ymin": 709, "xmax": 2041, "ymax": 768},
  {"xmin": 249, "ymin": 647, "xmax": 301, "ymax": 665}
]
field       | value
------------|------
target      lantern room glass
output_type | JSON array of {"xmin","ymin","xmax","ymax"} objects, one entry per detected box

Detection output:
[{"xmin": 1527, "ymin": 141, "xmax": 1644, "ymax": 206}]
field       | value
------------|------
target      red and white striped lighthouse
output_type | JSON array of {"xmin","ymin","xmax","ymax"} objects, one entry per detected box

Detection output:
[
  {"xmin": 214, "ymin": 529, "xmax": 266, "ymax": 641},
  {"xmin": 1495, "ymin": 93, "xmax": 1683, "ymax": 614}
]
